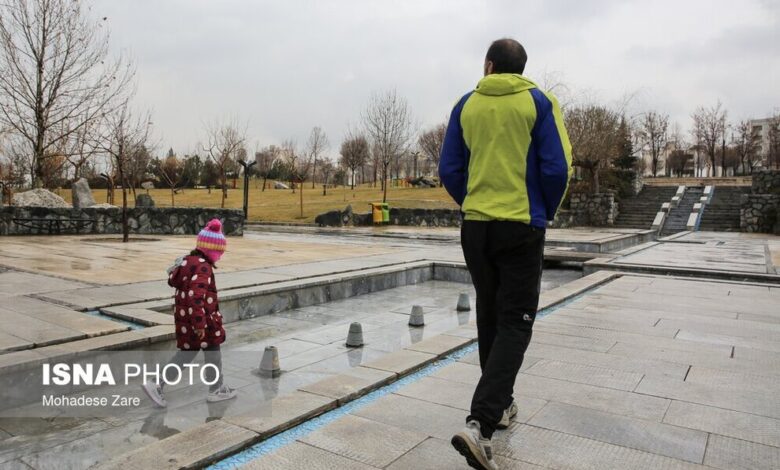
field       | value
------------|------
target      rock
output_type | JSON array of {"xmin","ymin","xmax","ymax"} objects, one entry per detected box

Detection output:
[
  {"xmin": 90, "ymin": 203, "xmax": 118, "ymax": 209},
  {"xmin": 315, "ymin": 210, "xmax": 343, "ymax": 227},
  {"xmin": 12, "ymin": 188, "xmax": 71, "ymax": 208},
  {"xmin": 135, "ymin": 193, "xmax": 155, "ymax": 208},
  {"xmin": 274, "ymin": 181, "xmax": 290, "ymax": 190},
  {"xmin": 71, "ymin": 178, "xmax": 96, "ymax": 209},
  {"xmin": 342, "ymin": 205, "xmax": 353, "ymax": 225}
]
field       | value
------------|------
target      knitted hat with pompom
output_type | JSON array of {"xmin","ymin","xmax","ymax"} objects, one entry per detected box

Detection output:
[{"xmin": 196, "ymin": 219, "xmax": 226, "ymax": 263}]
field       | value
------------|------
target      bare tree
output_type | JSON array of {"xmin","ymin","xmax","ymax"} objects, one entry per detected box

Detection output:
[
  {"xmin": 203, "ymin": 118, "xmax": 246, "ymax": 208},
  {"xmin": 362, "ymin": 90, "xmax": 413, "ymax": 202},
  {"xmin": 306, "ymin": 126, "xmax": 329, "ymax": 189},
  {"xmin": 57, "ymin": 117, "xmax": 101, "ymax": 181},
  {"xmin": 732, "ymin": 120, "xmax": 761, "ymax": 175},
  {"xmin": 157, "ymin": 154, "xmax": 183, "ymax": 206},
  {"xmin": 667, "ymin": 149, "xmax": 689, "ymax": 177},
  {"xmin": 537, "ymin": 70, "xmax": 571, "ymax": 110},
  {"xmin": 565, "ymin": 104, "xmax": 620, "ymax": 194},
  {"xmin": 99, "ymin": 103, "xmax": 152, "ymax": 242},
  {"xmin": 691, "ymin": 102, "xmax": 727, "ymax": 177},
  {"xmin": 339, "ymin": 133, "xmax": 369, "ymax": 189},
  {"xmin": 418, "ymin": 123, "xmax": 446, "ymax": 179},
  {"xmin": 281, "ymin": 138, "xmax": 313, "ymax": 217},
  {"xmin": 254, "ymin": 144, "xmax": 281, "ymax": 191},
  {"xmin": 0, "ymin": 0, "xmax": 134, "ymax": 187},
  {"xmin": 639, "ymin": 111, "xmax": 669, "ymax": 177},
  {"xmin": 126, "ymin": 144, "xmax": 151, "ymax": 201},
  {"xmin": 319, "ymin": 158, "xmax": 335, "ymax": 195},
  {"xmin": 281, "ymin": 139, "xmax": 299, "ymax": 193}
]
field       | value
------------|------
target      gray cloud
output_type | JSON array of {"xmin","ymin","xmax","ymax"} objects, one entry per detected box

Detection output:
[{"xmin": 93, "ymin": 0, "xmax": 779, "ymax": 154}]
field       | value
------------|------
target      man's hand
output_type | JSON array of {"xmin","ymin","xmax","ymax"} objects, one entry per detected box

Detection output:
[{"xmin": 195, "ymin": 329, "xmax": 206, "ymax": 340}]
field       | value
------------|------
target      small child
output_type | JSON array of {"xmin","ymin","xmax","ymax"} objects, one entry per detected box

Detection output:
[{"xmin": 142, "ymin": 218, "xmax": 236, "ymax": 406}]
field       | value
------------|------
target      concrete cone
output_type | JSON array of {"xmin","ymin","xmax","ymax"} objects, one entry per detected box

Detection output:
[
  {"xmin": 346, "ymin": 322, "xmax": 364, "ymax": 348},
  {"xmin": 409, "ymin": 305, "xmax": 425, "ymax": 327},
  {"xmin": 259, "ymin": 346, "xmax": 281, "ymax": 378},
  {"xmin": 456, "ymin": 293, "xmax": 471, "ymax": 311}
]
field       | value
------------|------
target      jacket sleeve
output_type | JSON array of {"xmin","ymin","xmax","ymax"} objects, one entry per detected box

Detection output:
[
  {"xmin": 532, "ymin": 90, "xmax": 573, "ymax": 220},
  {"xmin": 438, "ymin": 93, "xmax": 472, "ymax": 206},
  {"xmin": 187, "ymin": 261, "xmax": 212, "ymax": 330}
]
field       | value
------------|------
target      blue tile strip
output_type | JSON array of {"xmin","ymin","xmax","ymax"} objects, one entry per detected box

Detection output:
[
  {"xmin": 209, "ymin": 343, "xmax": 479, "ymax": 469},
  {"xmin": 210, "ymin": 281, "xmax": 586, "ymax": 468}
]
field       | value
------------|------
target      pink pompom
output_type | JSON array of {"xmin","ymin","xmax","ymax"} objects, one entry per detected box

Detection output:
[{"xmin": 206, "ymin": 219, "xmax": 223, "ymax": 232}]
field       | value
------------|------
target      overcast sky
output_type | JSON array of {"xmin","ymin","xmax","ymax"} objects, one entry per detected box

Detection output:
[{"xmin": 92, "ymin": 0, "xmax": 778, "ymax": 156}]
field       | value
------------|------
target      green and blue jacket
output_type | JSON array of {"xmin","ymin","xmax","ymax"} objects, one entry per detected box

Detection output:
[{"xmin": 439, "ymin": 74, "xmax": 572, "ymax": 228}]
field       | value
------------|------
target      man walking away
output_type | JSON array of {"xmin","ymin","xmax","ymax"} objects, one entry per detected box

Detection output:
[{"xmin": 440, "ymin": 38, "xmax": 572, "ymax": 470}]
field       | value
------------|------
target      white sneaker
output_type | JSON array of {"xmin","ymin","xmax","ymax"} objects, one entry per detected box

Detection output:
[
  {"xmin": 497, "ymin": 401, "xmax": 518, "ymax": 430},
  {"xmin": 451, "ymin": 420, "xmax": 499, "ymax": 470},
  {"xmin": 141, "ymin": 382, "xmax": 167, "ymax": 408},
  {"xmin": 207, "ymin": 384, "xmax": 237, "ymax": 403}
]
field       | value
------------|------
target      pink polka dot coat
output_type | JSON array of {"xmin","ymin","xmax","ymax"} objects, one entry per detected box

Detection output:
[{"xmin": 168, "ymin": 254, "xmax": 225, "ymax": 350}]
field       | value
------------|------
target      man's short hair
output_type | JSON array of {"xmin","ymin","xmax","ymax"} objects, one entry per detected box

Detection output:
[{"xmin": 486, "ymin": 38, "xmax": 527, "ymax": 74}]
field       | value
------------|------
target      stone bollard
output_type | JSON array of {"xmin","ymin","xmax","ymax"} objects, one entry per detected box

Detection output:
[
  {"xmin": 259, "ymin": 346, "xmax": 281, "ymax": 378},
  {"xmin": 456, "ymin": 293, "xmax": 471, "ymax": 311},
  {"xmin": 346, "ymin": 322, "xmax": 364, "ymax": 348},
  {"xmin": 409, "ymin": 305, "xmax": 425, "ymax": 327}
]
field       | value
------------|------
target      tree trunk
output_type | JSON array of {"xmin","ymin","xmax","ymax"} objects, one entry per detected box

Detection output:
[
  {"xmin": 262, "ymin": 176, "xmax": 267, "ymax": 192},
  {"xmin": 171, "ymin": 188, "xmax": 175, "ymax": 207},
  {"xmin": 220, "ymin": 173, "xmax": 227, "ymax": 208},
  {"xmin": 118, "ymin": 166, "xmax": 129, "ymax": 243},
  {"xmin": 382, "ymin": 164, "xmax": 389, "ymax": 203},
  {"xmin": 592, "ymin": 167, "xmax": 600, "ymax": 194},
  {"xmin": 299, "ymin": 183, "xmax": 304, "ymax": 218}
]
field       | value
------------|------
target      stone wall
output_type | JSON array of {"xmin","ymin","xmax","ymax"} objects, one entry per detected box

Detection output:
[
  {"xmin": 569, "ymin": 192, "xmax": 619, "ymax": 226},
  {"xmin": 547, "ymin": 209, "xmax": 574, "ymax": 228},
  {"xmin": 740, "ymin": 194, "xmax": 779, "ymax": 233},
  {"xmin": 751, "ymin": 170, "xmax": 780, "ymax": 194},
  {"xmin": 387, "ymin": 208, "xmax": 461, "ymax": 227},
  {"xmin": 316, "ymin": 201, "xmax": 615, "ymax": 229},
  {"xmin": 315, "ymin": 206, "xmax": 462, "ymax": 227},
  {"xmin": 0, "ymin": 206, "xmax": 244, "ymax": 236},
  {"xmin": 741, "ymin": 170, "xmax": 780, "ymax": 234}
]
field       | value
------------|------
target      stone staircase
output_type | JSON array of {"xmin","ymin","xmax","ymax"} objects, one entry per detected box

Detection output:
[
  {"xmin": 699, "ymin": 186, "xmax": 750, "ymax": 231},
  {"xmin": 660, "ymin": 187, "xmax": 703, "ymax": 236},
  {"xmin": 614, "ymin": 186, "xmax": 678, "ymax": 229}
]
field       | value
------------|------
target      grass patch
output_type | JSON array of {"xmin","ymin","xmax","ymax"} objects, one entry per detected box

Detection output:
[{"xmin": 59, "ymin": 180, "xmax": 458, "ymax": 223}]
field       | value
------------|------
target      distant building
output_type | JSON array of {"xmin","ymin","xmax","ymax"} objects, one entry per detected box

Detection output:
[{"xmin": 750, "ymin": 117, "xmax": 777, "ymax": 167}]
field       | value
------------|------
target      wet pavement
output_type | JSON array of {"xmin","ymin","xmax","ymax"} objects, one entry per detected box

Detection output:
[
  {"xmin": 0, "ymin": 271, "xmax": 580, "ymax": 470},
  {"xmin": 230, "ymin": 274, "xmax": 780, "ymax": 470},
  {"xmin": 1, "ymin": 227, "xmax": 778, "ymax": 469}
]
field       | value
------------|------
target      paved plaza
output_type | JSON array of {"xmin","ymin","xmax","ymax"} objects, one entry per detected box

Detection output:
[
  {"xmin": 0, "ymin": 227, "xmax": 778, "ymax": 469},
  {"xmin": 231, "ymin": 275, "xmax": 780, "ymax": 470}
]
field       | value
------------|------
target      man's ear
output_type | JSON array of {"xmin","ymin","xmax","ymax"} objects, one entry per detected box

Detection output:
[{"xmin": 484, "ymin": 60, "xmax": 494, "ymax": 76}]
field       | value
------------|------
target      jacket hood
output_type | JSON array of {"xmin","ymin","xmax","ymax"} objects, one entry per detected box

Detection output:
[{"xmin": 475, "ymin": 74, "xmax": 538, "ymax": 96}]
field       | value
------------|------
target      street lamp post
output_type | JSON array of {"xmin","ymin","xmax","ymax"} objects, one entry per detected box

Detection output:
[{"xmin": 238, "ymin": 160, "xmax": 257, "ymax": 220}]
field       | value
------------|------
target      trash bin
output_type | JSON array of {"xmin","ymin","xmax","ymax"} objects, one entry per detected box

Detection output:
[
  {"xmin": 381, "ymin": 203, "xmax": 390, "ymax": 223},
  {"xmin": 371, "ymin": 203, "xmax": 383, "ymax": 224}
]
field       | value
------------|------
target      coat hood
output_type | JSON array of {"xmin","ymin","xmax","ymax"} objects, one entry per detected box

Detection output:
[{"xmin": 474, "ymin": 74, "xmax": 538, "ymax": 97}]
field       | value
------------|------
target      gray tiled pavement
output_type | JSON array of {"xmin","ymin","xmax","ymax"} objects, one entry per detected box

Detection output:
[{"xmin": 240, "ymin": 273, "xmax": 780, "ymax": 470}]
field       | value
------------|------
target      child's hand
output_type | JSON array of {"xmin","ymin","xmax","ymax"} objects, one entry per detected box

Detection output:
[{"xmin": 195, "ymin": 329, "xmax": 206, "ymax": 340}]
